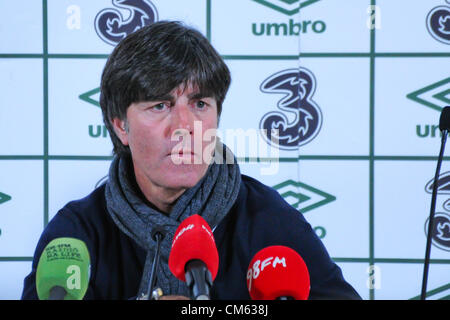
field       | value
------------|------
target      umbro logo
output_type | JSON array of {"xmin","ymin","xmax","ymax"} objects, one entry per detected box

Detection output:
[
  {"xmin": 407, "ymin": 77, "xmax": 450, "ymax": 113},
  {"xmin": 273, "ymin": 179, "xmax": 335, "ymax": 213},
  {"xmin": 252, "ymin": 0, "xmax": 321, "ymax": 16},
  {"xmin": 0, "ymin": 192, "xmax": 11, "ymax": 205}
]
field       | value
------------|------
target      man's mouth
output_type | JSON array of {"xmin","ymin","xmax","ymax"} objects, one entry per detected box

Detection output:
[
  {"xmin": 168, "ymin": 149, "xmax": 201, "ymax": 165},
  {"xmin": 171, "ymin": 149, "xmax": 195, "ymax": 156}
]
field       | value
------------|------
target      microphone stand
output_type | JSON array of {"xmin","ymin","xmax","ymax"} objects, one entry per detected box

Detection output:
[
  {"xmin": 420, "ymin": 129, "xmax": 448, "ymax": 300},
  {"xmin": 143, "ymin": 230, "xmax": 164, "ymax": 300}
]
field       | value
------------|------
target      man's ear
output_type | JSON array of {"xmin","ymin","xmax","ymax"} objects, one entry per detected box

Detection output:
[{"xmin": 111, "ymin": 118, "xmax": 129, "ymax": 146}]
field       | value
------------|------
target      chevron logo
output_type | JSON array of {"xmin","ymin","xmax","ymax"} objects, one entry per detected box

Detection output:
[
  {"xmin": 252, "ymin": 0, "xmax": 321, "ymax": 16},
  {"xmin": 407, "ymin": 77, "xmax": 450, "ymax": 112},
  {"xmin": 0, "ymin": 192, "xmax": 11, "ymax": 205},
  {"xmin": 79, "ymin": 87, "xmax": 100, "ymax": 107},
  {"xmin": 273, "ymin": 179, "xmax": 336, "ymax": 213}
]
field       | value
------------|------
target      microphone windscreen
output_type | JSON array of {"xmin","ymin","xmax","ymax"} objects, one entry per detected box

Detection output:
[
  {"xmin": 246, "ymin": 245, "xmax": 310, "ymax": 300},
  {"xmin": 36, "ymin": 237, "xmax": 90, "ymax": 300},
  {"xmin": 439, "ymin": 106, "xmax": 450, "ymax": 131},
  {"xmin": 168, "ymin": 214, "xmax": 219, "ymax": 282}
]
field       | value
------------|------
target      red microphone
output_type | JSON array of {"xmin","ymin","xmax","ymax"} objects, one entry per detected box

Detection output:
[
  {"xmin": 168, "ymin": 214, "xmax": 219, "ymax": 300},
  {"xmin": 246, "ymin": 245, "xmax": 310, "ymax": 300}
]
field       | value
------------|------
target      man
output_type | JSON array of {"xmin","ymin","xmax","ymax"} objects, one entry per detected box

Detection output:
[{"xmin": 22, "ymin": 21, "xmax": 361, "ymax": 300}]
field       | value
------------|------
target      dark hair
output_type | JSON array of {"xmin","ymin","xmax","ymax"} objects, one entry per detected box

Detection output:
[{"xmin": 100, "ymin": 20, "xmax": 231, "ymax": 156}]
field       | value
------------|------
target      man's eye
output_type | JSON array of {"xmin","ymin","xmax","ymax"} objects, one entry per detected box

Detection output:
[
  {"xmin": 196, "ymin": 101, "xmax": 206, "ymax": 108},
  {"xmin": 152, "ymin": 103, "xmax": 168, "ymax": 111}
]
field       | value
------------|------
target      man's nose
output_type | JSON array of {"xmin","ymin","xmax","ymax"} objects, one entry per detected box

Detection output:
[{"xmin": 171, "ymin": 103, "xmax": 194, "ymax": 135}]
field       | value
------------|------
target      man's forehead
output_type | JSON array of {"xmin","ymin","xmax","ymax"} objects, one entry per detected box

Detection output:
[
  {"xmin": 138, "ymin": 81, "xmax": 215, "ymax": 103},
  {"xmin": 167, "ymin": 82, "xmax": 212, "ymax": 99},
  {"xmin": 171, "ymin": 82, "xmax": 199, "ymax": 95}
]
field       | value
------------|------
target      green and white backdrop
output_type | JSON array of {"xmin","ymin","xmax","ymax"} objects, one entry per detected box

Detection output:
[{"xmin": 1, "ymin": 0, "xmax": 449, "ymax": 300}]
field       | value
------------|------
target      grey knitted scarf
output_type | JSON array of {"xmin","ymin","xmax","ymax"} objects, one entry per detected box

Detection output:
[{"xmin": 104, "ymin": 142, "xmax": 241, "ymax": 298}]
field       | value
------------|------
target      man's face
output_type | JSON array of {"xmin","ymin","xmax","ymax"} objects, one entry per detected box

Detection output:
[{"xmin": 113, "ymin": 83, "xmax": 218, "ymax": 197}]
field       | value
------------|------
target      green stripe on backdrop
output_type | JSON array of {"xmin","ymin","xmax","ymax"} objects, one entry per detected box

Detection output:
[
  {"xmin": 333, "ymin": 258, "xmax": 450, "ymax": 264},
  {"xmin": 1, "ymin": 53, "xmax": 449, "ymax": 59},
  {"xmin": 0, "ymin": 257, "xmax": 33, "ymax": 262},
  {"xmin": 2, "ymin": 256, "xmax": 449, "ymax": 263},
  {"xmin": 0, "ymin": 156, "xmax": 449, "ymax": 161},
  {"xmin": 206, "ymin": 0, "xmax": 211, "ymax": 41},
  {"xmin": 369, "ymin": 0, "xmax": 376, "ymax": 300},
  {"xmin": 42, "ymin": 0, "xmax": 49, "ymax": 228}
]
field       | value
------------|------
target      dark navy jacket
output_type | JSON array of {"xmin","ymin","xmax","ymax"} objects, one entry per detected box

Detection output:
[{"xmin": 22, "ymin": 175, "xmax": 361, "ymax": 300}]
